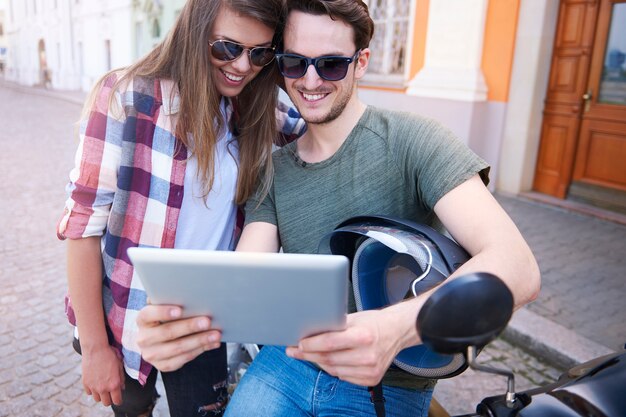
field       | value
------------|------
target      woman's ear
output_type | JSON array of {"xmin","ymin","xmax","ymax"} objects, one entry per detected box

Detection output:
[{"xmin": 354, "ymin": 48, "xmax": 370, "ymax": 80}]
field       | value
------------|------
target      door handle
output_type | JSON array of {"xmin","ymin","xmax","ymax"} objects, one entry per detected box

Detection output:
[{"xmin": 582, "ymin": 90, "xmax": 593, "ymax": 112}]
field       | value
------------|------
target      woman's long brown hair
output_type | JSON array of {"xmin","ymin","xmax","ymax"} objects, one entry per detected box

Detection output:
[{"xmin": 82, "ymin": 0, "xmax": 285, "ymax": 205}]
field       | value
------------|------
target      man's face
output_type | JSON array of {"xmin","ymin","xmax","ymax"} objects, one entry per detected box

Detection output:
[{"xmin": 281, "ymin": 11, "xmax": 365, "ymax": 125}]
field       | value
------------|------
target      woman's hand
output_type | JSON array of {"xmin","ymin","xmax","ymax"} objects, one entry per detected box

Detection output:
[
  {"xmin": 80, "ymin": 344, "xmax": 125, "ymax": 406},
  {"xmin": 136, "ymin": 305, "xmax": 223, "ymax": 372}
]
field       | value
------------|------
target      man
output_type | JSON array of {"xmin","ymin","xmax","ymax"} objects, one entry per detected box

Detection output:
[{"xmin": 136, "ymin": 1, "xmax": 540, "ymax": 415}]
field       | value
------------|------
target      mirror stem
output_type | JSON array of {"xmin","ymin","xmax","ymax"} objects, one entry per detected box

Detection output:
[{"xmin": 466, "ymin": 346, "xmax": 517, "ymax": 408}]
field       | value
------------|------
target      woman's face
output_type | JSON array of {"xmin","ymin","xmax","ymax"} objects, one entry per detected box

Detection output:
[{"xmin": 210, "ymin": 6, "xmax": 275, "ymax": 97}]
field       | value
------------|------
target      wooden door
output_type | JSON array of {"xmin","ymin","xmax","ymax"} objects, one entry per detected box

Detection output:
[
  {"xmin": 534, "ymin": 0, "xmax": 626, "ymax": 210},
  {"xmin": 533, "ymin": 0, "xmax": 598, "ymax": 198},
  {"xmin": 570, "ymin": 0, "xmax": 626, "ymax": 205}
]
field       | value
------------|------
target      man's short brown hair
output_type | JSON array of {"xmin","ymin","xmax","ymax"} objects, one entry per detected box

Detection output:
[{"xmin": 287, "ymin": 0, "xmax": 375, "ymax": 50}]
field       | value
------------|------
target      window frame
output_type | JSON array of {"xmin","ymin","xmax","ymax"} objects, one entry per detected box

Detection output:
[{"xmin": 362, "ymin": 0, "xmax": 416, "ymax": 88}]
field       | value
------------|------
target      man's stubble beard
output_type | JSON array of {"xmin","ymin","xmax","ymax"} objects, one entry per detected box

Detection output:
[{"xmin": 289, "ymin": 80, "xmax": 355, "ymax": 126}]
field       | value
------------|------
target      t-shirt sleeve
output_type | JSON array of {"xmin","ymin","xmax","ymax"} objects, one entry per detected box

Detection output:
[
  {"xmin": 391, "ymin": 113, "xmax": 490, "ymax": 210},
  {"xmin": 244, "ymin": 177, "xmax": 278, "ymax": 226}
]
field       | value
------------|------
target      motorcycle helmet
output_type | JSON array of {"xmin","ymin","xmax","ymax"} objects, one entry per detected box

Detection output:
[{"xmin": 318, "ymin": 215, "xmax": 470, "ymax": 378}]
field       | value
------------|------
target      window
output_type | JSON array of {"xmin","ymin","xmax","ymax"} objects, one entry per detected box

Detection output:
[
  {"xmin": 598, "ymin": 3, "xmax": 626, "ymax": 105},
  {"xmin": 77, "ymin": 41, "xmax": 84, "ymax": 77},
  {"xmin": 57, "ymin": 42, "xmax": 61, "ymax": 69},
  {"xmin": 105, "ymin": 40, "xmax": 112, "ymax": 71},
  {"xmin": 364, "ymin": 0, "xmax": 412, "ymax": 85},
  {"xmin": 136, "ymin": 21, "xmax": 144, "ymax": 59},
  {"xmin": 151, "ymin": 18, "xmax": 161, "ymax": 39}
]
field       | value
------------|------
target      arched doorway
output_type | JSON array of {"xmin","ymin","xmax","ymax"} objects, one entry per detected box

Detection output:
[{"xmin": 533, "ymin": 0, "xmax": 626, "ymax": 213}]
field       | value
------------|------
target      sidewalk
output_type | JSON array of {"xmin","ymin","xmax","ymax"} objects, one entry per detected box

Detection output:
[
  {"xmin": 495, "ymin": 193, "xmax": 626, "ymax": 367},
  {"xmin": 0, "ymin": 79, "xmax": 87, "ymax": 106}
]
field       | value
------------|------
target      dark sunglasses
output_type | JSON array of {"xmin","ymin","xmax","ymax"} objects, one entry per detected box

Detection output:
[
  {"xmin": 275, "ymin": 50, "xmax": 361, "ymax": 81},
  {"xmin": 209, "ymin": 39, "xmax": 276, "ymax": 67}
]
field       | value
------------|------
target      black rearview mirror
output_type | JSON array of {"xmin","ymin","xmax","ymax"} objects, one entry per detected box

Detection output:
[{"xmin": 416, "ymin": 272, "xmax": 514, "ymax": 354}]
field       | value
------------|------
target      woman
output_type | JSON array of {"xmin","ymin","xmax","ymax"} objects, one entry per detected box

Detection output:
[{"xmin": 56, "ymin": 0, "xmax": 303, "ymax": 416}]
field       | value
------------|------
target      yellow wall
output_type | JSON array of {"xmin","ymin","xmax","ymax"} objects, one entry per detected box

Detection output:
[
  {"xmin": 482, "ymin": 0, "xmax": 521, "ymax": 102},
  {"xmin": 408, "ymin": 0, "xmax": 430, "ymax": 79}
]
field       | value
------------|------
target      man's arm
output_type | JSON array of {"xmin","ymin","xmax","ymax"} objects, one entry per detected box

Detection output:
[
  {"xmin": 433, "ymin": 175, "xmax": 540, "ymax": 308},
  {"xmin": 235, "ymin": 221, "xmax": 280, "ymax": 253},
  {"xmin": 136, "ymin": 222, "xmax": 279, "ymax": 371},
  {"xmin": 286, "ymin": 175, "xmax": 540, "ymax": 386}
]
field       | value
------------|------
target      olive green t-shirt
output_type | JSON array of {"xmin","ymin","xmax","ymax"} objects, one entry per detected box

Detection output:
[{"xmin": 245, "ymin": 106, "xmax": 489, "ymax": 388}]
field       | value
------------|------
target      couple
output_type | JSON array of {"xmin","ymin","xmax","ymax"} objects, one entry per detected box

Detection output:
[{"xmin": 59, "ymin": 0, "xmax": 540, "ymax": 416}]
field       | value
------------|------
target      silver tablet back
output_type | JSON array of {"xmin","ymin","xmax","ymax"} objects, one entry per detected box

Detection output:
[{"xmin": 128, "ymin": 248, "xmax": 349, "ymax": 346}]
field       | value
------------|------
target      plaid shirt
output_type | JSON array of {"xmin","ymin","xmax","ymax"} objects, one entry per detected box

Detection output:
[{"xmin": 57, "ymin": 72, "xmax": 305, "ymax": 384}]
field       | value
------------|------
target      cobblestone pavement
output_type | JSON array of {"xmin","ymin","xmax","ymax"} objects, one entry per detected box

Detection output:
[
  {"xmin": 0, "ymin": 84, "xmax": 85, "ymax": 416},
  {"xmin": 0, "ymin": 83, "xmax": 568, "ymax": 416},
  {"xmin": 433, "ymin": 338, "xmax": 563, "ymax": 416},
  {"xmin": 496, "ymin": 194, "xmax": 626, "ymax": 352}
]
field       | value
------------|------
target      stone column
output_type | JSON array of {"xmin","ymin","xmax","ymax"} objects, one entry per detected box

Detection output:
[{"xmin": 407, "ymin": 0, "xmax": 489, "ymax": 101}]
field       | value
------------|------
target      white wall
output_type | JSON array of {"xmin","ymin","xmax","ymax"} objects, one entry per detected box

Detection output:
[
  {"xmin": 72, "ymin": 0, "xmax": 134, "ymax": 91},
  {"xmin": 5, "ymin": 0, "xmax": 79, "ymax": 88},
  {"xmin": 4, "ymin": 0, "xmax": 134, "ymax": 91},
  {"xmin": 0, "ymin": 0, "xmax": 7, "ymax": 73}
]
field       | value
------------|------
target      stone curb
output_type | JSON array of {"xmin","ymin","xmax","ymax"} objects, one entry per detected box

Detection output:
[{"xmin": 502, "ymin": 307, "xmax": 615, "ymax": 371}]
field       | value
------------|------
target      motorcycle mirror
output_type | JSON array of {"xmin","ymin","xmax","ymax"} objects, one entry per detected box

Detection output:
[{"xmin": 417, "ymin": 272, "xmax": 514, "ymax": 354}]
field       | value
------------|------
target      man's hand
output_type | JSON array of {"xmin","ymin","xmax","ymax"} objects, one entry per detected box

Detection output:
[
  {"xmin": 285, "ymin": 306, "xmax": 418, "ymax": 386},
  {"xmin": 136, "ymin": 305, "xmax": 222, "ymax": 372}
]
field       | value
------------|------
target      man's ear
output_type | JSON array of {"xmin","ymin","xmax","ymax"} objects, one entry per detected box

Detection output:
[{"xmin": 354, "ymin": 48, "xmax": 370, "ymax": 80}]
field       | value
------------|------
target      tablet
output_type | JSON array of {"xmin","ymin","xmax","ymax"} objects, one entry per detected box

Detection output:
[{"xmin": 127, "ymin": 248, "xmax": 349, "ymax": 346}]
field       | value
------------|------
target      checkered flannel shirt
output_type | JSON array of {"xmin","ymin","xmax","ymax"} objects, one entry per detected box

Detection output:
[{"xmin": 57, "ymin": 72, "xmax": 305, "ymax": 384}]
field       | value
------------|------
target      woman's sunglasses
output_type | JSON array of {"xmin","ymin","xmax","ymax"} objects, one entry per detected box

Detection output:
[
  {"xmin": 275, "ymin": 50, "xmax": 361, "ymax": 81},
  {"xmin": 209, "ymin": 39, "xmax": 276, "ymax": 67}
]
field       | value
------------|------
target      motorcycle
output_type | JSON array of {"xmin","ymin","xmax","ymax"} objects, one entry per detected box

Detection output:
[{"xmin": 419, "ymin": 272, "xmax": 626, "ymax": 417}]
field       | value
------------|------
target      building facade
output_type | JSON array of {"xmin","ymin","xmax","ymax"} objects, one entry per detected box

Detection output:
[
  {"xmin": 2, "ymin": 0, "xmax": 183, "ymax": 90},
  {"xmin": 359, "ymin": 0, "xmax": 553, "ymax": 195},
  {"xmin": 134, "ymin": 0, "xmax": 186, "ymax": 58},
  {"xmin": 361, "ymin": 0, "xmax": 625, "ymax": 211},
  {"xmin": 2, "ymin": 0, "xmax": 624, "ymax": 211},
  {"xmin": 0, "ymin": 0, "xmax": 6, "ymax": 75}
]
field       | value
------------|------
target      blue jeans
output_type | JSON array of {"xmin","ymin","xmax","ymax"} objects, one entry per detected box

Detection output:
[
  {"xmin": 225, "ymin": 346, "xmax": 433, "ymax": 417},
  {"xmin": 74, "ymin": 338, "xmax": 228, "ymax": 417}
]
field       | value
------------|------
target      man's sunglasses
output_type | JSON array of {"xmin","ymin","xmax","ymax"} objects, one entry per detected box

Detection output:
[
  {"xmin": 209, "ymin": 39, "xmax": 276, "ymax": 67},
  {"xmin": 275, "ymin": 50, "xmax": 361, "ymax": 81}
]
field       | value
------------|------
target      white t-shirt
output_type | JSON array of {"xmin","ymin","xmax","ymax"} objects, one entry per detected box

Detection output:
[{"xmin": 174, "ymin": 99, "xmax": 239, "ymax": 251}]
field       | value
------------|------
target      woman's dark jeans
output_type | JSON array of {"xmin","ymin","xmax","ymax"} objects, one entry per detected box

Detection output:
[
  {"xmin": 161, "ymin": 344, "xmax": 229, "ymax": 416},
  {"xmin": 74, "ymin": 338, "xmax": 229, "ymax": 417}
]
